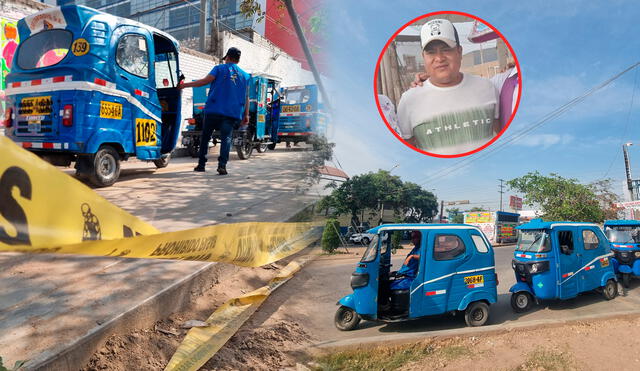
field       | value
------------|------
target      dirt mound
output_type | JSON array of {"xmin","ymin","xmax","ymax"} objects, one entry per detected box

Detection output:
[
  {"xmin": 82, "ymin": 258, "xmax": 312, "ymax": 370},
  {"xmin": 205, "ymin": 321, "xmax": 311, "ymax": 370}
]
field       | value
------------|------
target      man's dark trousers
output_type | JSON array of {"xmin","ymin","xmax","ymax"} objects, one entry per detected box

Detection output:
[{"xmin": 197, "ymin": 113, "xmax": 240, "ymax": 169}]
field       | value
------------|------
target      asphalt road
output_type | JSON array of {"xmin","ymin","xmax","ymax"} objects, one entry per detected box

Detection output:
[{"xmin": 262, "ymin": 243, "xmax": 640, "ymax": 348}]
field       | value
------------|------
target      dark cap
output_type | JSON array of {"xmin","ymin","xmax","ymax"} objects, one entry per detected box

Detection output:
[{"xmin": 224, "ymin": 47, "xmax": 241, "ymax": 60}]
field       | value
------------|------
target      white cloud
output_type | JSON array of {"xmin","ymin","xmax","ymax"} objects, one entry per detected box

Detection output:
[
  {"xmin": 514, "ymin": 133, "xmax": 574, "ymax": 148},
  {"xmin": 332, "ymin": 8, "xmax": 369, "ymax": 46}
]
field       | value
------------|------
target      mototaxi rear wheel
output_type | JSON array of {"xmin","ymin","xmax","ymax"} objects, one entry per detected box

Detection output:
[
  {"xmin": 334, "ymin": 306, "xmax": 360, "ymax": 331},
  {"xmin": 464, "ymin": 301, "xmax": 489, "ymax": 327},
  {"xmin": 602, "ymin": 279, "xmax": 618, "ymax": 300},
  {"xmin": 88, "ymin": 145, "xmax": 120, "ymax": 187},
  {"xmin": 510, "ymin": 291, "xmax": 533, "ymax": 313}
]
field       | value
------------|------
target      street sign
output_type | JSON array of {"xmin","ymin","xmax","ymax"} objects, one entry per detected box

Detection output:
[
  {"xmin": 615, "ymin": 200, "xmax": 640, "ymax": 210},
  {"xmin": 444, "ymin": 200, "xmax": 470, "ymax": 206},
  {"xmin": 509, "ymin": 195, "xmax": 522, "ymax": 210}
]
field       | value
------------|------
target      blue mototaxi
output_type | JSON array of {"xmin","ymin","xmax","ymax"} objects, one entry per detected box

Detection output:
[
  {"xmin": 277, "ymin": 84, "xmax": 327, "ymax": 149},
  {"xmin": 509, "ymin": 219, "xmax": 618, "ymax": 312},
  {"xmin": 180, "ymin": 72, "xmax": 281, "ymax": 159},
  {"xmin": 604, "ymin": 219, "xmax": 640, "ymax": 287},
  {"xmin": 335, "ymin": 224, "xmax": 498, "ymax": 331},
  {"xmin": 234, "ymin": 72, "xmax": 282, "ymax": 159},
  {"xmin": 3, "ymin": 5, "xmax": 183, "ymax": 187}
]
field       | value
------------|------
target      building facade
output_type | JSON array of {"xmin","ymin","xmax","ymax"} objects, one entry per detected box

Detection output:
[{"xmin": 61, "ymin": 0, "xmax": 266, "ymax": 41}]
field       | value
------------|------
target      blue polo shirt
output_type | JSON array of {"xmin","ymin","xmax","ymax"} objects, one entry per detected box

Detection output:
[{"xmin": 204, "ymin": 63, "xmax": 250, "ymax": 120}]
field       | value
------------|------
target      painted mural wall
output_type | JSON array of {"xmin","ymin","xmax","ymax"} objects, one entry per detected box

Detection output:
[{"xmin": 1, "ymin": 18, "xmax": 19, "ymax": 118}]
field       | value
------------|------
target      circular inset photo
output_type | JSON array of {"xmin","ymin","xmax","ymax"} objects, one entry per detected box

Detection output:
[{"xmin": 375, "ymin": 11, "xmax": 521, "ymax": 157}]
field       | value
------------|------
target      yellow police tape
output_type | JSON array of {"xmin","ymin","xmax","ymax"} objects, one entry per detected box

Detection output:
[
  {"xmin": 165, "ymin": 255, "xmax": 313, "ymax": 371},
  {"xmin": 0, "ymin": 136, "xmax": 321, "ymax": 266},
  {"xmin": 0, "ymin": 136, "xmax": 158, "ymax": 247}
]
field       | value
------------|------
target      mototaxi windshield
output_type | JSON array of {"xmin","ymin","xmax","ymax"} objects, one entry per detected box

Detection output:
[
  {"xmin": 606, "ymin": 226, "xmax": 640, "ymax": 244},
  {"xmin": 515, "ymin": 230, "xmax": 551, "ymax": 253}
]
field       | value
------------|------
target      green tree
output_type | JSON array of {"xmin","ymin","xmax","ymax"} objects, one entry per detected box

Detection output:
[
  {"xmin": 589, "ymin": 178, "xmax": 621, "ymax": 220},
  {"xmin": 507, "ymin": 172, "xmax": 605, "ymax": 222},
  {"xmin": 321, "ymin": 218, "xmax": 341, "ymax": 253},
  {"xmin": 319, "ymin": 170, "xmax": 438, "ymax": 225}
]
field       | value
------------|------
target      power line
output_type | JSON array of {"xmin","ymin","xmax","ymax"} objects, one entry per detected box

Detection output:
[
  {"xmin": 417, "ymin": 62, "xmax": 640, "ymax": 188},
  {"xmin": 602, "ymin": 66, "xmax": 639, "ymax": 179}
]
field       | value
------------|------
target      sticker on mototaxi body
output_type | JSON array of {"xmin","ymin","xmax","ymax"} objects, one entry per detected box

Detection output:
[
  {"xmin": 71, "ymin": 38, "xmax": 90, "ymax": 56},
  {"xmin": 136, "ymin": 118, "xmax": 157, "ymax": 146}
]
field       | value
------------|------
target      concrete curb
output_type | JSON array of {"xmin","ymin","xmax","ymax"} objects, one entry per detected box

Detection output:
[
  {"xmin": 311, "ymin": 308, "xmax": 640, "ymax": 352},
  {"xmin": 27, "ymin": 202, "xmax": 321, "ymax": 371}
]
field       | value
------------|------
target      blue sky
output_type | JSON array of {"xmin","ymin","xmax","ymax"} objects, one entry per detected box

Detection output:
[{"xmin": 323, "ymin": 0, "xmax": 640, "ymax": 212}]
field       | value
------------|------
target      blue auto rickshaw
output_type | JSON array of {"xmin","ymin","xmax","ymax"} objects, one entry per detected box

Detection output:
[
  {"xmin": 3, "ymin": 5, "xmax": 183, "ymax": 186},
  {"xmin": 180, "ymin": 72, "xmax": 281, "ymax": 159},
  {"xmin": 604, "ymin": 220, "xmax": 640, "ymax": 287},
  {"xmin": 277, "ymin": 84, "xmax": 328, "ymax": 149},
  {"xmin": 335, "ymin": 224, "xmax": 498, "ymax": 331},
  {"xmin": 234, "ymin": 72, "xmax": 281, "ymax": 159},
  {"xmin": 509, "ymin": 219, "xmax": 618, "ymax": 312}
]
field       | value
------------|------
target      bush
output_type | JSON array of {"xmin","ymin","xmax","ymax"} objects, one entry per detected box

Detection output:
[{"xmin": 322, "ymin": 218, "xmax": 341, "ymax": 253}]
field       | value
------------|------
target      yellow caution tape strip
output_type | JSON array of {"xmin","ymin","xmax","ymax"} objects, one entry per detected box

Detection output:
[
  {"xmin": 0, "ymin": 132, "xmax": 321, "ymax": 266},
  {"xmin": 165, "ymin": 255, "xmax": 314, "ymax": 371},
  {"xmin": 0, "ymin": 136, "xmax": 158, "ymax": 247},
  {"xmin": 0, "ymin": 221, "xmax": 320, "ymax": 266}
]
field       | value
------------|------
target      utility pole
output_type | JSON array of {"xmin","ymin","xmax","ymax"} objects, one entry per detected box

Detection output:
[
  {"xmin": 283, "ymin": 0, "xmax": 332, "ymax": 113},
  {"xmin": 498, "ymin": 179, "xmax": 505, "ymax": 211},
  {"xmin": 210, "ymin": 0, "xmax": 220, "ymax": 58},
  {"xmin": 623, "ymin": 143, "xmax": 635, "ymax": 201},
  {"xmin": 199, "ymin": 0, "xmax": 207, "ymax": 52},
  {"xmin": 439, "ymin": 200, "xmax": 444, "ymax": 223}
]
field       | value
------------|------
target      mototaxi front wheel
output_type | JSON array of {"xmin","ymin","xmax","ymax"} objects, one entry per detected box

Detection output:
[
  {"xmin": 334, "ymin": 306, "xmax": 360, "ymax": 331},
  {"xmin": 510, "ymin": 291, "xmax": 533, "ymax": 313},
  {"xmin": 622, "ymin": 273, "xmax": 631, "ymax": 288}
]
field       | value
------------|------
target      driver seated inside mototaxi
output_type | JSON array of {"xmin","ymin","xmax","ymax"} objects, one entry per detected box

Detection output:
[{"xmin": 390, "ymin": 231, "xmax": 422, "ymax": 290}]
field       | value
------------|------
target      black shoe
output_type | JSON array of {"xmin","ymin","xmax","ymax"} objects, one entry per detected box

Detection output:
[
  {"xmin": 217, "ymin": 167, "xmax": 228, "ymax": 175},
  {"xmin": 194, "ymin": 166, "xmax": 205, "ymax": 172}
]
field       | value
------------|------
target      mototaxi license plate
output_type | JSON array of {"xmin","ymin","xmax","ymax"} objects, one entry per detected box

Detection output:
[
  {"xmin": 464, "ymin": 275, "xmax": 484, "ymax": 285},
  {"xmin": 28, "ymin": 121, "xmax": 41, "ymax": 133},
  {"xmin": 282, "ymin": 105, "xmax": 300, "ymax": 113}
]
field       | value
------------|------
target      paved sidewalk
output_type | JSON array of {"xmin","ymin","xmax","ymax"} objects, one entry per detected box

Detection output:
[{"xmin": 0, "ymin": 147, "xmax": 318, "ymax": 370}]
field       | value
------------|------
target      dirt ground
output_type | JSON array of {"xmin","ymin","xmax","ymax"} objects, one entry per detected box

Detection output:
[
  {"xmin": 81, "ymin": 246, "xmax": 640, "ymax": 371},
  {"xmin": 313, "ymin": 316, "xmax": 640, "ymax": 370},
  {"xmin": 81, "ymin": 253, "xmax": 315, "ymax": 371}
]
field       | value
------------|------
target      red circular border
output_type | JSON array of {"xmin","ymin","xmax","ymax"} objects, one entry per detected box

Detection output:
[{"xmin": 374, "ymin": 10, "xmax": 522, "ymax": 158}]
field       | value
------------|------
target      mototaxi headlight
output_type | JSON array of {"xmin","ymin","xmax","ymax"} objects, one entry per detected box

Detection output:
[
  {"xmin": 527, "ymin": 261, "xmax": 550, "ymax": 275},
  {"xmin": 635, "ymin": 252, "xmax": 640, "ymax": 258}
]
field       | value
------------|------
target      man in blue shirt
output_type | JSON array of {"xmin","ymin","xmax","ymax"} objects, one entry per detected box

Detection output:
[
  {"xmin": 391, "ymin": 230, "xmax": 421, "ymax": 290},
  {"xmin": 179, "ymin": 47, "xmax": 250, "ymax": 175}
]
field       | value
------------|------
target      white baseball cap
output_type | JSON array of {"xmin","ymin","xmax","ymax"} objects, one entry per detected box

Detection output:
[{"xmin": 420, "ymin": 19, "xmax": 460, "ymax": 49}]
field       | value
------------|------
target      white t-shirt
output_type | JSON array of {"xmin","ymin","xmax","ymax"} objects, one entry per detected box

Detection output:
[{"xmin": 397, "ymin": 73, "xmax": 499, "ymax": 155}]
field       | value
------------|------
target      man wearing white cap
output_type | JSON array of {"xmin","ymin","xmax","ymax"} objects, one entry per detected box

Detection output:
[{"xmin": 397, "ymin": 19, "xmax": 499, "ymax": 155}]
